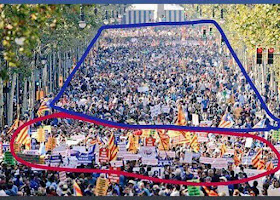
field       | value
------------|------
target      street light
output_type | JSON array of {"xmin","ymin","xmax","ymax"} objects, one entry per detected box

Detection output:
[
  {"xmin": 104, "ymin": 10, "xmax": 109, "ymax": 25},
  {"xmin": 79, "ymin": 5, "xmax": 87, "ymax": 29},
  {"xmin": 41, "ymin": 57, "xmax": 47, "ymax": 65},
  {"xmin": 15, "ymin": 37, "xmax": 25, "ymax": 46}
]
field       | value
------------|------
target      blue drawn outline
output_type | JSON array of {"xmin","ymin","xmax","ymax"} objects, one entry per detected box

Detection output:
[{"xmin": 49, "ymin": 20, "xmax": 280, "ymax": 133}]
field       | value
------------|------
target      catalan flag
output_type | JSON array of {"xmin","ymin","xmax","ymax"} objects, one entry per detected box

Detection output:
[
  {"xmin": 220, "ymin": 144, "xmax": 227, "ymax": 157},
  {"xmin": 257, "ymin": 159, "xmax": 266, "ymax": 170},
  {"xmin": 108, "ymin": 133, "xmax": 118, "ymax": 161},
  {"xmin": 252, "ymin": 149, "xmax": 262, "ymax": 168},
  {"xmin": 266, "ymin": 162, "xmax": 274, "ymax": 171},
  {"xmin": 219, "ymin": 113, "xmax": 234, "ymax": 128},
  {"xmin": 234, "ymin": 149, "xmax": 242, "ymax": 166},
  {"xmin": 175, "ymin": 104, "xmax": 187, "ymax": 126},
  {"xmin": 157, "ymin": 129, "xmax": 170, "ymax": 151},
  {"xmin": 16, "ymin": 126, "xmax": 31, "ymax": 150},
  {"xmin": 73, "ymin": 180, "xmax": 83, "ymax": 196},
  {"xmin": 127, "ymin": 134, "xmax": 138, "ymax": 154},
  {"xmin": 7, "ymin": 118, "xmax": 19, "ymax": 134},
  {"xmin": 190, "ymin": 134, "xmax": 199, "ymax": 153},
  {"xmin": 37, "ymin": 101, "xmax": 51, "ymax": 117}
]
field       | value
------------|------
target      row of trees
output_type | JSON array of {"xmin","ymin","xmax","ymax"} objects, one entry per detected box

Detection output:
[
  {"xmin": 184, "ymin": 4, "xmax": 280, "ymax": 93},
  {"xmin": 0, "ymin": 4, "xmax": 124, "ymax": 128}
]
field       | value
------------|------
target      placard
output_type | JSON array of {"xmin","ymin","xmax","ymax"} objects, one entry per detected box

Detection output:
[
  {"xmin": 139, "ymin": 146, "xmax": 156, "ymax": 159},
  {"xmin": 95, "ymin": 177, "xmax": 109, "ymax": 196},
  {"xmin": 192, "ymin": 114, "xmax": 199, "ymax": 126},
  {"xmin": 99, "ymin": 148, "xmax": 109, "ymax": 163},
  {"xmin": 142, "ymin": 158, "xmax": 158, "ymax": 166},
  {"xmin": 183, "ymin": 151, "xmax": 193, "ymax": 163}
]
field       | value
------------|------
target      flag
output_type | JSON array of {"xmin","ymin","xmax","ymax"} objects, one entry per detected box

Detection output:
[
  {"xmin": 219, "ymin": 113, "xmax": 234, "ymax": 128},
  {"xmin": 37, "ymin": 101, "xmax": 51, "ymax": 117},
  {"xmin": 234, "ymin": 149, "xmax": 241, "ymax": 166},
  {"xmin": 73, "ymin": 180, "xmax": 83, "ymax": 196},
  {"xmin": 257, "ymin": 159, "xmax": 265, "ymax": 170},
  {"xmin": 108, "ymin": 133, "xmax": 118, "ymax": 161},
  {"xmin": 7, "ymin": 118, "xmax": 19, "ymax": 134},
  {"xmin": 157, "ymin": 130, "xmax": 170, "ymax": 151},
  {"xmin": 220, "ymin": 144, "xmax": 227, "ymax": 157},
  {"xmin": 175, "ymin": 105, "xmax": 187, "ymax": 126},
  {"xmin": 190, "ymin": 134, "xmax": 199, "ymax": 153},
  {"xmin": 16, "ymin": 126, "xmax": 31, "ymax": 150},
  {"xmin": 202, "ymin": 186, "xmax": 218, "ymax": 196},
  {"xmin": 252, "ymin": 149, "xmax": 262, "ymax": 168},
  {"xmin": 127, "ymin": 134, "xmax": 138, "ymax": 154},
  {"xmin": 266, "ymin": 162, "xmax": 274, "ymax": 171}
]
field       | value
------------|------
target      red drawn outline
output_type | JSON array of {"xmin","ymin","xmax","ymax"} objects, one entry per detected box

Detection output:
[{"xmin": 10, "ymin": 112, "xmax": 280, "ymax": 186}]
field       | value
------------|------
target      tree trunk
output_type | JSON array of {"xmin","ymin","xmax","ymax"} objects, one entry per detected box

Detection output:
[
  {"xmin": 8, "ymin": 72, "xmax": 17, "ymax": 126},
  {"xmin": 22, "ymin": 78, "xmax": 28, "ymax": 115},
  {"xmin": 30, "ymin": 63, "xmax": 36, "ymax": 120},
  {"xmin": 0, "ymin": 77, "xmax": 3, "ymax": 129}
]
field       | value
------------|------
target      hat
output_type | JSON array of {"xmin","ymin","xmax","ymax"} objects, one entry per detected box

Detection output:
[
  {"xmin": 219, "ymin": 176, "xmax": 227, "ymax": 181},
  {"xmin": 128, "ymin": 180, "xmax": 135, "ymax": 185}
]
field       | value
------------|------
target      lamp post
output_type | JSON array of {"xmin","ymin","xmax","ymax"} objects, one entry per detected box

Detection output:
[
  {"xmin": 104, "ymin": 10, "xmax": 109, "ymax": 25},
  {"xmin": 79, "ymin": 5, "xmax": 87, "ymax": 29}
]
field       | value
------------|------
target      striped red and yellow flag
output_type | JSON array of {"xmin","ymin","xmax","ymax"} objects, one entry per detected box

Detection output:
[
  {"xmin": 175, "ymin": 105, "xmax": 187, "ymax": 126},
  {"xmin": 108, "ymin": 133, "xmax": 118, "ymax": 161},
  {"xmin": 266, "ymin": 162, "xmax": 274, "ymax": 171},
  {"xmin": 220, "ymin": 144, "xmax": 227, "ymax": 157},
  {"xmin": 157, "ymin": 130, "xmax": 170, "ymax": 151},
  {"xmin": 252, "ymin": 149, "xmax": 262, "ymax": 168},
  {"xmin": 257, "ymin": 159, "xmax": 266, "ymax": 170},
  {"xmin": 234, "ymin": 149, "xmax": 242, "ymax": 166},
  {"xmin": 190, "ymin": 134, "xmax": 199, "ymax": 153},
  {"xmin": 37, "ymin": 101, "xmax": 50, "ymax": 117},
  {"xmin": 7, "ymin": 118, "xmax": 19, "ymax": 134},
  {"xmin": 73, "ymin": 180, "xmax": 83, "ymax": 196},
  {"xmin": 16, "ymin": 126, "xmax": 31, "ymax": 150}
]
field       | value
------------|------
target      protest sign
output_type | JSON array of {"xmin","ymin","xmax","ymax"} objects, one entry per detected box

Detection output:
[
  {"xmin": 142, "ymin": 158, "xmax": 158, "ymax": 166},
  {"xmin": 272, "ymin": 130, "xmax": 280, "ymax": 141},
  {"xmin": 139, "ymin": 146, "xmax": 156, "ymax": 159},
  {"xmin": 245, "ymin": 138, "xmax": 253, "ymax": 148},
  {"xmin": 183, "ymin": 151, "xmax": 193, "ymax": 163},
  {"xmin": 123, "ymin": 153, "xmax": 141, "ymax": 161},
  {"xmin": 192, "ymin": 114, "xmax": 199, "ymax": 126},
  {"xmin": 158, "ymin": 151, "xmax": 175, "ymax": 159},
  {"xmin": 108, "ymin": 167, "xmax": 121, "ymax": 184},
  {"xmin": 217, "ymin": 186, "xmax": 229, "ymax": 196},
  {"xmin": 95, "ymin": 177, "xmax": 109, "ymax": 196},
  {"xmin": 161, "ymin": 105, "xmax": 170, "ymax": 113},
  {"xmin": 59, "ymin": 171, "xmax": 67, "ymax": 182},
  {"xmin": 212, "ymin": 158, "xmax": 228, "ymax": 169},
  {"xmin": 137, "ymin": 86, "xmax": 149, "ymax": 93},
  {"xmin": 187, "ymin": 180, "xmax": 200, "ymax": 196},
  {"xmin": 145, "ymin": 137, "xmax": 156, "ymax": 147},
  {"xmin": 110, "ymin": 160, "xmax": 123, "ymax": 167},
  {"xmin": 99, "ymin": 148, "xmax": 109, "ymax": 163}
]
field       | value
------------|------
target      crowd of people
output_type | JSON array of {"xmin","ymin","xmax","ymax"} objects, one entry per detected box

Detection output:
[{"xmin": 0, "ymin": 25, "xmax": 280, "ymax": 196}]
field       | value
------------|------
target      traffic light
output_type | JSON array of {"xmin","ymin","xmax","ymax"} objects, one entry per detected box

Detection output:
[
  {"xmin": 203, "ymin": 29, "xmax": 206, "ymax": 38},
  {"xmin": 256, "ymin": 48, "xmax": 263, "ymax": 65},
  {"xmin": 209, "ymin": 27, "xmax": 213, "ymax": 35},
  {"xmin": 221, "ymin": 37, "xmax": 224, "ymax": 45},
  {"xmin": 221, "ymin": 9, "xmax": 224, "ymax": 19},
  {"xmin": 268, "ymin": 48, "xmax": 274, "ymax": 64}
]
